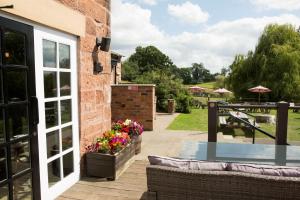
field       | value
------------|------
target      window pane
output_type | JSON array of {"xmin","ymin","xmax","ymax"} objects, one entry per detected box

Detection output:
[
  {"xmin": 47, "ymin": 130, "xmax": 60, "ymax": 158},
  {"xmin": 45, "ymin": 101, "xmax": 58, "ymax": 129},
  {"xmin": 6, "ymin": 70, "xmax": 27, "ymax": 102},
  {"xmin": 0, "ymin": 109, "xmax": 4, "ymax": 144},
  {"xmin": 60, "ymin": 72, "xmax": 71, "ymax": 96},
  {"xmin": 3, "ymin": 31, "xmax": 26, "ymax": 65},
  {"xmin": 0, "ymin": 185, "xmax": 8, "ymax": 200},
  {"xmin": 44, "ymin": 71, "xmax": 57, "ymax": 98},
  {"xmin": 61, "ymin": 100, "xmax": 72, "ymax": 124},
  {"xmin": 48, "ymin": 158, "xmax": 61, "ymax": 187},
  {"xmin": 59, "ymin": 44, "xmax": 70, "ymax": 69},
  {"xmin": 63, "ymin": 151, "xmax": 73, "ymax": 177},
  {"xmin": 43, "ymin": 40, "xmax": 56, "ymax": 68},
  {"xmin": 0, "ymin": 148, "xmax": 7, "ymax": 182},
  {"xmin": 13, "ymin": 173, "xmax": 32, "ymax": 200},
  {"xmin": 7, "ymin": 105, "xmax": 29, "ymax": 140},
  {"xmin": 11, "ymin": 140, "xmax": 30, "ymax": 175},
  {"xmin": 62, "ymin": 126, "xmax": 72, "ymax": 151}
]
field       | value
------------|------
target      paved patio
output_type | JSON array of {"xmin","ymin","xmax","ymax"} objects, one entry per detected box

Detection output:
[{"xmin": 58, "ymin": 113, "xmax": 242, "ymax": 200}]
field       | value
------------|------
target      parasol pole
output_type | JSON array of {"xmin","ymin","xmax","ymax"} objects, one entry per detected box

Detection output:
[{"xmin": 258, "ymin": 93, "xmax": 261, "ymax": 103}]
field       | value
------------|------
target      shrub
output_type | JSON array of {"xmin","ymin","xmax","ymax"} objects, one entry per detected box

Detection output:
[{"xmin": 175, "ymin": 94, "xmax": 192, "ymax": 113}]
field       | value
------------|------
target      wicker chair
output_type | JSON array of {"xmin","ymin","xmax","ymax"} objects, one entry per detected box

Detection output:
[{"xmin": 146, "ymin": 165, "xmax": 300, "ymax": 200}]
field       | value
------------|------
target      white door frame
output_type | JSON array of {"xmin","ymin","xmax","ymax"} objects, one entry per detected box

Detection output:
[{"xmin": 34, "ymin": 26, "xmax": 80, "ymax": 200}]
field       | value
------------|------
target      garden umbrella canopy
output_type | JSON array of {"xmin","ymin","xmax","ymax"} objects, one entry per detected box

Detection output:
[
  {"xmin": 213, "ymin": 88, "xmax": 232, "ymax": 94},
  {"xmin": 248, "ymin": 85, "xmax": 271, "ymax": 102},
  {"xmin": 189, "ymin": 86, "xmax": 205, "ymax": 92}
]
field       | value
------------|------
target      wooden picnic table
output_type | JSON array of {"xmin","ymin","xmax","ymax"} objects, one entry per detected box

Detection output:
[
  {"xmin": 229, "ymin": 111, "xmax": 249, "ymax": 120},
  {"xmin": 228, "ymin": 111, "xmax": 260, "ymax": 128}
]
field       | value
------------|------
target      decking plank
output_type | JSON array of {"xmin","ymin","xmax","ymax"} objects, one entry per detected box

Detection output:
[{"xmin": 58, "ymin": 160, "xmax": 148, "ymax": 200}]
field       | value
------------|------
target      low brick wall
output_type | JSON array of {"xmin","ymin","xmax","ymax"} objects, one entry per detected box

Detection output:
[{"xmin": 111, "ymin": 84, "xmax": 155, "ymax": 130}]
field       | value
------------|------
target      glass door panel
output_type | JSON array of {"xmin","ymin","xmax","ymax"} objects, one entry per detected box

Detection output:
[
  {"xmin": 13, "ymin": 173, "xmax": 32, "ymax": 200},
  {"xmin": 0, "ymin": 16, "xmax": 39, "ymax": 200}
]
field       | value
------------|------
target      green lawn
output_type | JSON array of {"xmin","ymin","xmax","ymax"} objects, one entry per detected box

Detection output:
[
  {"xmin": 197, "ymin": 81, "xmax": 216, "ymax": 89},
  {"xmin": 167, "ymin": 109, "xmax": 208, "ymax": 131},
  {"xmin": 193, "ymin": 96, "xmax": 224, "ymax": 105},
  {"xmin": 168, "ymin": 109, "xmax": 300, "ymax": 141}
]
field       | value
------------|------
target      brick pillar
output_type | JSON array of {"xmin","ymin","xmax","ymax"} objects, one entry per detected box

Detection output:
[
  {"xmin": 276, "ymin": 102, "xmax": 289, "ymax": 145},
  {"xmin": 208, "ymin": 101, "xmax": 218, "ymax": 142}
]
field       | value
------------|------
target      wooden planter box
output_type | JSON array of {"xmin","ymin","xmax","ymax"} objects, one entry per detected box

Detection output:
[
  {"xmin": 132, "ymin": 135, "xmax": 142, "ymax": 154},
  {"xmin": 86, "ymin": 144, "xmax": 135, "ymax": 180}
]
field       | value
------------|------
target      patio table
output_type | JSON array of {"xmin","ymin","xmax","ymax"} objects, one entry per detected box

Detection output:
[{"xmin": 179, "ymin": 142, "xmax": 300, "ymax": 166}]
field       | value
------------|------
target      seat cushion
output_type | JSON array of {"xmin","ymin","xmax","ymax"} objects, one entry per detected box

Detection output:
[
  {"xmin": 148, "ymin": 155, "xmax": 227, "ymax": 171},
  {"xmin": 228, "ymin": 162, "xmax": 300, "ymax": 177}
]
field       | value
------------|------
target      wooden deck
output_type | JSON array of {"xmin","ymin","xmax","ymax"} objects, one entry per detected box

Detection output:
[{"xmin": 57, "ymin": 160, "xmax": 148, "ymax": 200}]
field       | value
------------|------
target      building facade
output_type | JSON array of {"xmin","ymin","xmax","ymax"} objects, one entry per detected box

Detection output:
[{"xmin": 0, "ymin": 0, "xmax": 112, "ymax": 199}]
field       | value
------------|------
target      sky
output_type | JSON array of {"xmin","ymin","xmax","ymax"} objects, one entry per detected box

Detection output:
[{"xmin": 111, "ymin": 0, "xmax": 300, "ymax": 73}]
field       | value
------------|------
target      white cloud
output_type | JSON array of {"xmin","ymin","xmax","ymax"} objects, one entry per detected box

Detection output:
[
  {"xmin": 168, "ymin": 1, "xmax": 209, "ymax": 24},
  {"xmin": 250, "ymin": 0, "xmax": 300, "ymax": 11},
  {"xmin": 112, "ymin": 0, "xmax": 300, "ymax": 73},
  {"xmin": 139, "ymin": 0, "xmax": 157, "ymax": 6}
]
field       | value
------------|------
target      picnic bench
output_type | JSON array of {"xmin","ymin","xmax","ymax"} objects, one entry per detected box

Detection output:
[
  {"xmin": 218, "ymin": 116, "xmax": 227, "ymax": 127},
  {"xmin": 228, "ymin": 111, "xmax": 260, "ymax": 128}
]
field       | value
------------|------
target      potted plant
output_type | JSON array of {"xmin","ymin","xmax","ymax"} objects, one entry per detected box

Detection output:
[
  {"xmin": 112, "ymin": 119, "xmax": 144, "ymax": 154},
  {"xmin": 85, "ymin": 130, "xmax": 135, "ymax": 180}
]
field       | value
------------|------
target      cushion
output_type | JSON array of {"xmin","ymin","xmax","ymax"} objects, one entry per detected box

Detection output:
[
  {"xmin": 228, "ymin": 162, "xmax": 300, "ymax": 177},
  {"xmin": 148, "ymin": 155, "xmax": 227, "ymax": 171}
]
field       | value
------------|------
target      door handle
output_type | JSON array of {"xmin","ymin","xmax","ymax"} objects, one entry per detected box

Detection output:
[{"xmin": 30, "ymin": 96, "xmax": 39, "ymax": 125}]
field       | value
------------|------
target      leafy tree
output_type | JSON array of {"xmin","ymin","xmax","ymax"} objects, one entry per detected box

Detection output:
[
  {"xmin": 191, "ymin": 63, "xmax": 214, "ymax": 83},
  {"xmin": 227, "ymin": 24, "xmax": 300, "ymax": 101},
  {"xmin": 221, "ymin": 67, "xmax": 229, "ymax": 76},
  {"xmin": 214, "ymin": 75, "xmax": 226, "ymax": 88},
  {"xmin": 128, "ymin": 46, "xmax": 176, "ymax": 75},
  {"xmin": 121, "ymin": 60, "xmax": 139, "ymax": 81},
  {"xmin": 177, "ymin": 67, "xmax": 193, "ymax": 84}
]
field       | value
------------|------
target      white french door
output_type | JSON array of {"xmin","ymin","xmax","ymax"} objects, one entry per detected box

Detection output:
[{"xmin": 34, "ymin": 26, "xmax": 80, "ymax": 200}]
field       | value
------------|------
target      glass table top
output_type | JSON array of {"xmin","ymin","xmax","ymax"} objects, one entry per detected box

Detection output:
[{"xmin": 179, "ymin": 142, "xmax": 300, "ymax": 166}]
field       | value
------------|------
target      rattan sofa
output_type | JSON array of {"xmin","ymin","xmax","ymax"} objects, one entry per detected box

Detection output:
[{"xmin": 146, "ymin": 164, "xmax": 300, "ymax": 200}]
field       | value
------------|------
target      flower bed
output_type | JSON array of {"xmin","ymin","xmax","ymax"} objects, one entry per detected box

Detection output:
[
  {"xmin": 85, "ymin": 119, "xmax": 143, "ymax": 179},
  {"xmin": 112, "ymin": 119, "xmax": 144, "ymax": 154}
]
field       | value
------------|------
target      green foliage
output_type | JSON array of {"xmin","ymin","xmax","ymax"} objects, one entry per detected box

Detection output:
[
  {"xmin": 175, "ymin": 94, "xmax": 192, "ymax": 113},
  {"xmin": 121, "ymin": 46, "xmax": 219, "ymax": 112},
  {"xmin": 128, "ymin": 46, "xmax": 176, "ymax": 74},
  {"xmin": 134, "ymin": 70, "xmax": 190, "ymax": 112},
  {"xmin": 121, "ymin": 60, "xmax": 139, "ymax": 81},
  {"xmin": 228, "ymin": 24, "xmax": 300, "ymax": 101},
  {"xmin": 214, "ymin": 75, "xmax": 226, "ymax": 88},
  {"xmin": 191, "ymin": 63, "xmax": 215, "ymax": 83},
  {"xmin": 176, "ymin": 67, "xmax": 193, "ymax": 84}
]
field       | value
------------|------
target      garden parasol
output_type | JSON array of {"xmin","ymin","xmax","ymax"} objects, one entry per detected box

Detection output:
[
  {"xmin": 213, "ymin": 88, "xmax": 232, "ymax": 94},
  {"xmin": 213, "ymin": 88, "xmax": 232, "ymax": 101},
  {"xmin": 248, "ymin": 85, "xmax": 271, "ymax": 103},
  {"xmin": 189, "ymin": 86, "xmax": 205, "ymax": 92}
]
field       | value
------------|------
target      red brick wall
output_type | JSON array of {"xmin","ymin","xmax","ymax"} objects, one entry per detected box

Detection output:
[
  {"xmin": 111, "ymin": 85, "xmax": 155, "ymax": 131},
  {"xmin": 56, "ymin": 0, "xmax": 112, "ymax": 155}
]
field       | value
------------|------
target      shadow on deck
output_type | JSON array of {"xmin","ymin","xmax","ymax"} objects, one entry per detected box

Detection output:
[{"xmin": 57, "ymin": 160, "xmax": 149, "ymax": 200}]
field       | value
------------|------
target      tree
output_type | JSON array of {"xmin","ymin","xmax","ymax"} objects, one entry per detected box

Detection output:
[
  {"xmin": 191, "ymin": 63, "xmax": 214, "ymax": 83},
  {"xmin": 122, "ymin": 45, "xmax": 192, "ymax": 113},
  {"xmin": 177, "ymin": 67, "xmax": 193, "ymax": 84},
  {"xmin": 121, "ymin": 60, "xmax": 139, "ymax": 81},
  {"xmin": 221, "ymin": 67, "xmax": 229, "ymax": 76},
  {"xmin": 214, "ymin": 75, "xmax": 226, "ymax": 88},
  {"xmin": 128, "ymin": 46, "xmax": 176, "ymax": 75},
  {"xmin": 227, "ymin": 24, "xmax": 300, "ymax": 101}
]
